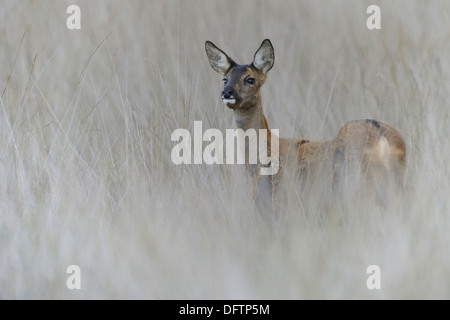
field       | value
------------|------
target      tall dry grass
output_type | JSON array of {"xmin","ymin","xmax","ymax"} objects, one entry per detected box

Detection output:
[{"xmin": 0, "ymin": 0, "xmax": 449, "ymax": 299}]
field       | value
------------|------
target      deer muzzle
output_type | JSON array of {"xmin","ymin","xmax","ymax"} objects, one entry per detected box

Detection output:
[{"xmin": 222, "ymin": 86, "xmax": 238, "ymax": 106}]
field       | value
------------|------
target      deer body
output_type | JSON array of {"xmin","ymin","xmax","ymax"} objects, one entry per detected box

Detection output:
[{"xmin": 205, "ymin": 39, "xmax": 406, "ymax": 202}]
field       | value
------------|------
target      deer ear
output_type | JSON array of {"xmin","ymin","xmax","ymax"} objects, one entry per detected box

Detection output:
[
  {"xmin": 205, "ymin": 41, "xmax": 236, "ymax": 75},
  {"xmin": 252, "ymin": 39, "xmax": 274, "ymax": 74}
]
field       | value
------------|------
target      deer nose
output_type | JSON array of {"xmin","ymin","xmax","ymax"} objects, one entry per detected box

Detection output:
[{"xmin": 222, "ymin": 87, "xmax": 234, "ymax": 99}]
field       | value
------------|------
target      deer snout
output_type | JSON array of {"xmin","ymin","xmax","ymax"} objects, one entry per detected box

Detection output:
[
  {"xmin": 222, "ymin": 87, "xmax": 237, "ymax": 106},
  {"xmin": 222, "ymin": 87, "xmax": 234, "ymax": 99}
]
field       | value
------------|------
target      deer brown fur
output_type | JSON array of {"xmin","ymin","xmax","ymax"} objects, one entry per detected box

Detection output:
[{"xmin": 205, "ymin": 39, "xmax": 406, "ymax": 203}]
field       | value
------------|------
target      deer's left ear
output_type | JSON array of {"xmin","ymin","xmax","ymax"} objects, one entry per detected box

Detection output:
[{"xmin": 252, "ymin": 39, "xmax": 274, "ymax": 74}]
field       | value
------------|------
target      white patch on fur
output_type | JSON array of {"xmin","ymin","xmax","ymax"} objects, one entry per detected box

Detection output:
[
  {"xmin": 374, "ymin": 137, "xmax": 391, "ymax": 169},
  {"xmin": 223, "ymin": 98, "xmax": 236, "ymax": 105}
]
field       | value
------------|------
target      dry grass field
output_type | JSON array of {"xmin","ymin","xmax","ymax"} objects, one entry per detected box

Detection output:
[{"xmin": 1, "ymin": 0, "xmax": 450, "ymax": 299}]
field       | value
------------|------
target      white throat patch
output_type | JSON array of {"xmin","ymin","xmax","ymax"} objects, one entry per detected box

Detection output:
[{"xmin": 223, "ymin": 98, "xmax": 236, "ymax": 105}]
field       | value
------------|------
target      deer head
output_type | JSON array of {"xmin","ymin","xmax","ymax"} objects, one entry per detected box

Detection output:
[{"xmin": 205, "ymin": 39, "xmax": 275, "ymax": 110}]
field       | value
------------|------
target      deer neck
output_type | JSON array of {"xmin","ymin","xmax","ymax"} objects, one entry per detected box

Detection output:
[
  {"xmin": 233, "ymin": 94, "xmax": 269, "ymax": 133},
  {"xmin": 233, "ymin": 94, "xmax": 272, "ymax": 177}
]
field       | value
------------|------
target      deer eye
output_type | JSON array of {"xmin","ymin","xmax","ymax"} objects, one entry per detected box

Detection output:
[
  {"xmin": 223, "ymin": 78, "xmax": 228, "ymax": 85},
  {"xmin": 246, "ymin": 78, "xmax": 255, "ymax": 85}
]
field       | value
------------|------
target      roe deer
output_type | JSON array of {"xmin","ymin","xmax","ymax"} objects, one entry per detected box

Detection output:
[{"xmin": 205, "ymin": 39, "xmax": 406, "ymax": 206}]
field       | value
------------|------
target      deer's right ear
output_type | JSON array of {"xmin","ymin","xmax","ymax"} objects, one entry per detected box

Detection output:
[{"xmin": 205, "ymin": 41, "xmax": 236, "ymax": 75}]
